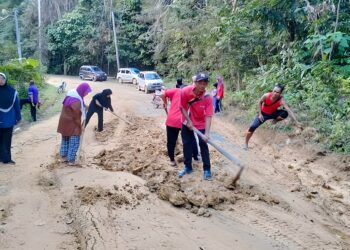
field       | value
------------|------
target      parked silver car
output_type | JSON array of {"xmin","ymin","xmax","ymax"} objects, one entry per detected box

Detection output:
[
  {"xmin": 137, "ymin": 71, "xmax": 164, "ymax": 93},
  {"xmin": 116, "ymin": 68, "xmax": 140, "ymax": 84}
]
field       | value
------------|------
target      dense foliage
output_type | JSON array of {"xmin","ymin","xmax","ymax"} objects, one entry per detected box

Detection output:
[
  {"xmin": 149, "ymin": 0, "xmax": 350, "ymax": 152},
  {"xmin": 47, "ymin": 0, "xmax": 153, "ymax": 75},
  {"xmin": 0, "ymin": 0, "xmax": 349, "ymax": 152},
  {"xmin": 0, "ymin": 58, "xmax": 43, "ymax": 97}
]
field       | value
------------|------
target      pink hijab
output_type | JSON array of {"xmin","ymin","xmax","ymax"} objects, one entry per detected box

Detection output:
[{"xmin": 63, "ymin": 82, "xmax": 92, "ymax": 107}]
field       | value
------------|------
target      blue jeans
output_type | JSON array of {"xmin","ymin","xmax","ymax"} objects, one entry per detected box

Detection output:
[{"xmin": 181, "ymin": 124, "xmax": 211, "ymax": 171}]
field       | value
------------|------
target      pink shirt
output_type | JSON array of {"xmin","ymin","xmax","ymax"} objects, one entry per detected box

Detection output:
[
  {"xmin": 180, "ymin": 85, "xmax": 214, "ymax": 130},
  {"xmin": 164, "ymin": 88, "xmax": 182, "ymax": 128}
]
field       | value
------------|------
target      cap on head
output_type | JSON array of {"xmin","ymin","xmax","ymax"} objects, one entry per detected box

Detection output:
[
  {"xmin": 0, "ymin": 72, "xmax": 7, "ymax": 80},
  {"xmin": 195, "ymin": 72, "xmax": 209, "ymax": 82}
]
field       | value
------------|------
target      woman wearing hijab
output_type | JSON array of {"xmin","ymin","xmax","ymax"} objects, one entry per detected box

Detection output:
[
  {"xmin": 85, "ymin": 89, "xmax": 114, "ymax": 132},
  {"xmin": 0, "ymin": 72, "xmax": 21, "ymax": 165},
  {"xmin": 57, "ymin": 82, "xmax": 92, "ymax": 165}
]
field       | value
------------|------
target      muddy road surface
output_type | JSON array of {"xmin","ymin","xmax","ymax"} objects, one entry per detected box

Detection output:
[{"xmin": 0, "ymin": 75, "xmax": 349, "ymax": 250}]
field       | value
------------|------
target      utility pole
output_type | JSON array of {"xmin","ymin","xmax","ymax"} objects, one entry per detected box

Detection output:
[
  {"xmin": 111, "ymin": 11, "xmax": 120, "ymax": 74},
  {"xmin": 38, "ymin": 0, "xmax": 42, "ymax": 65},
  {"xmin": 14, "ymin": 9, "xmax": 22, "ymax": 63}
]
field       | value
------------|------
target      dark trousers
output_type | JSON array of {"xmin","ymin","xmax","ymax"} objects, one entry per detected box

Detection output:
[
  {"xmin": 166, "ymin": 125, "xmax": 200, "ymax": 162},
  {"xmin": 181, "ymin": 124, "xmax": 210, "ymax": 171},
  {"xmin": 85, "ymin": 103, "xmax": 103, "ymax": 131},
  {"xmin": 248, "ymin": 110, "xmax": 289, "ymax": 133},
  {"xmin": 20, "ymin": 99, "xmax": 37, "ymax": 121},
  {"xmin": 166, "ymin": 126, "xmax": 181, "ymax": 161},
  {"xmin": 215, "ymin": 99, "xmax": 222, "ymax": 113},
  {"xmin": 0, "ymin": 127, "xmax": 14, "ymax": 163}
]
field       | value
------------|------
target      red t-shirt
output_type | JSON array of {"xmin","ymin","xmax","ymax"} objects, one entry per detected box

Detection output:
[
  {"xmin": 180, "ymin": 85, "xmax": 214, "ymax": 130},
  {"xmin": 217, "ymin": 83, "xmax": 224, "ymax": 99},
  {"xmin": 261, "ymin": 92, "xmax": 282, "ymax": 114},
  {"xmin": 164, "ymin": 88, "xmax": 182, "ymax": 128}
]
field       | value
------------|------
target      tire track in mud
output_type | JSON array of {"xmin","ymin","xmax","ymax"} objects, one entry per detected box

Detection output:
[{"xmin": 229, "ymin": 201, "xmax": 342, "ymax": 250}]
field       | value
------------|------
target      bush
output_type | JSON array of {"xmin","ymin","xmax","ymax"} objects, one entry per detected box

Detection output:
[{"xmin": 0, "ymin": 58, "xmax": 45, "ymax": 98}]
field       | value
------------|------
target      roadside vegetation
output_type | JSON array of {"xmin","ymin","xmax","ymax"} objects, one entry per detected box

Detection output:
[
  {"xmin": 0, "ymin": 58, "xmax": 63, "ymax": 122},
  {"xmin": 0, "ymin": 0, "xmax": 349, "ymax": 152}
]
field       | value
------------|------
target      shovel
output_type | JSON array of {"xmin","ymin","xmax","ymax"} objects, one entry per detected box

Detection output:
[
  {"xmin": 192, "ymin": 127, "xmax": 244, "ymax": 186},
  {"xmin": 108, "ymin": 110, "xmax": 133, "ymax": 126}
]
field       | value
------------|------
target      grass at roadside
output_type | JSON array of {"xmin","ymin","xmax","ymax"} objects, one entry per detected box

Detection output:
[{"xmin": 21, "ymin": 83, "xmax": 64, "ymax": 122}]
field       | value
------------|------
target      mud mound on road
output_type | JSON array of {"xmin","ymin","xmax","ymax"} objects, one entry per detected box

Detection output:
[
  {"xmin": 94, "ymin": 119, "xmax": 119, "ymax": 142},
  {"xmin": 93, "ymin": 116, "xmax": 280, "ymax": 216}
]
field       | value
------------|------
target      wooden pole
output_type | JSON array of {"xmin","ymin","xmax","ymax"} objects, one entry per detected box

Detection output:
[
  {"xmin": 14, "ymin": 9, "xmax": 22, "ymax": 63},
  {"xmin": 111, "ymin": 11, "xmax": 120, "ymax": 75},
  {"xmin": 38, "ymin": 0, "xmax": 42, "ymax": 65}
]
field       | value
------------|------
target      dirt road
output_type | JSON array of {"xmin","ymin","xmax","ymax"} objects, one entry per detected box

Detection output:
[{"xmin": 0, "ymin": 75, "xmax": 349, "ymax": 250}]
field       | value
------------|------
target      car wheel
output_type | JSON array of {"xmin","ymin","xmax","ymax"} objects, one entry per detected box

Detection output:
[
  {"xmin": 132, "ymin": 78, "xmax": 137, "ymax": 85},
  {"xmin": 92, "ymin": 76, "xmax": 97, "ymax": 82},
  {"xmin": 118, "ymin": 78, "xmax": 122, "ymax": 84},
  {"xmin": 138, "ymin": 84, "xmax": 141, "ymax": 91}
]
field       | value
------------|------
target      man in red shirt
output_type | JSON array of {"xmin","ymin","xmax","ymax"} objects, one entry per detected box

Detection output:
[
  {"xmin": 215, "ymin": 76, "xmax": 224, "ymax": 113},
  {"xmin": 245, "ymin": 84, "xmax": 301, "ymax": 150},
  {"xmin": 179, "ymin": 72, "xmax": 214, "ymax": 180},
  {"xmin": 161, "ymin": 84, "xmax": 183, "ymax": 166}
]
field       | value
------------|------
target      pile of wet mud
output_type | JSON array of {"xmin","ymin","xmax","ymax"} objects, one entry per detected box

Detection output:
[
  {"xmin": 93, "ymin": 119, "xmax": 119, "ymax": 142},
  {"xmin": 73, "ymin": 182, "xmax": 148, "ymax": 209},
  {"xmin": 93, "ymin": 116, "xmax": 281, "ymax": 216}
]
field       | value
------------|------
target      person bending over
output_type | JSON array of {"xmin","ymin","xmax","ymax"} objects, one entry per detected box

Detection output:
[
  {"xmin": 245, "ymin": 84, "xmax": 301, "ymax": 150},
  {"xmin": 85, "ymin": 89, "xmax": 114, "ymax": 132}
]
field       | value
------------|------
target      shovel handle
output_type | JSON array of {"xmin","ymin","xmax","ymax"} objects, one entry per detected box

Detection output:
[
  {"xmin": 108, "ymin": 110, "xmax": 133, "ymax": 126},
  {"xmin": 192, "ymin": 127, "xmax": 243, "ymax": 169}
]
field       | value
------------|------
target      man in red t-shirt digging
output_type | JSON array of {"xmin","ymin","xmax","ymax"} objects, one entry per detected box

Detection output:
[
  {"xmin": 179, "ymin": 72, "xmax": 214, "ymax": 180},
  {"xmin": 161, "ymin": 84, "xmax": 183, "ymax": 166}
]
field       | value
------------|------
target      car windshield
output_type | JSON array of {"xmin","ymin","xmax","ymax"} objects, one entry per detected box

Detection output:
[
  {"xmin": 131, "ymin": 68, "xmax": 140, "ymax": 74},
  {"xmin": 91, "ymin": 66, "xmax": 102, "ymax": 72},
  {"xmin": 145, "ymin": 73, "xmax": 160, "ymax": 80}
]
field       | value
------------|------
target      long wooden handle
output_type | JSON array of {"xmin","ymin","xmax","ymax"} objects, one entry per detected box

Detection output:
[
  {"xmin": 108, "ymin": 110, "xmax": 133, "ymax": 126},
  {"xmin": 192, "ymin": 127, "xmax": 243, "ymax": 169}
]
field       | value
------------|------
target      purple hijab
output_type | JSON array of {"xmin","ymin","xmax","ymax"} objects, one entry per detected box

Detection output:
[{"xmin": 63, "ymin": 82, "xmax": 92, "ymax": 107}]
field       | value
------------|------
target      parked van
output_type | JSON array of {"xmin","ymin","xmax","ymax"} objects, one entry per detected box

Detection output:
[
  {"xmin": 116, "ymin": 68, "xmax": 140, "ymax": 84},
  {"xmin": 137, "ymin": 71, "xmax": 164, "ymax": 93},
  {"xmin": 79, "ymin": 65, "xmax": 107, "ymax": 81}
]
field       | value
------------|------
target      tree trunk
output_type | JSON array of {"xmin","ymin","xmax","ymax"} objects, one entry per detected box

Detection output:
[
  {"xmin": 236, "ymin": 71, "xmax": 240, "ymax": 91},
  {"xmin": 329, "ymin": 0, "xmax": 341, "ymax": 61},
  {"xmin": 63, "ymin": 59, "xmax": 67, "ymax": 75},
  {"xmin": 231, "ymin": 0, "xmax": 237, "ymax": 11}
]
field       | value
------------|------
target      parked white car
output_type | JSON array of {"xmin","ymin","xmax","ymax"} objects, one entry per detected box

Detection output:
[
  {"xmin": 116, "ymin": 68, "xmax": 140, "ymax": 84},
  {"xmin": 137, "ymin": 71, "xmax": 164, "ymax": 93}
]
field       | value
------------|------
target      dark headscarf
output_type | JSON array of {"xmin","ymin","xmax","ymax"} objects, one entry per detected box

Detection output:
[
  {"xmin": 93, "ymin": 89, "xmax": 113, "ymax": 111},
  {"xmin": 102, "ymin": 89, "xmax": 112, "ymax": 96},
  {"xmin": 0, "ymin": 73, "xmax": 17, "ymax": 111}
]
